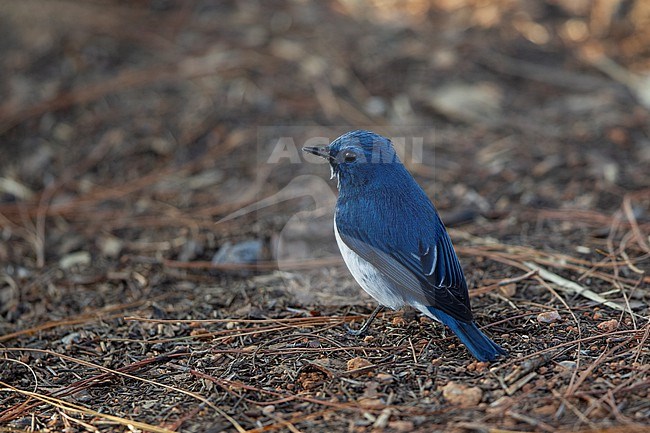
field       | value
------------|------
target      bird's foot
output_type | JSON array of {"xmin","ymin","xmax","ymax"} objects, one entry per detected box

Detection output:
[
  {"xmin": 344, "ymin": 305, "xmax": 384, "ymax": 337},
  {"xmin": 344, "ymin": 323, "xmax": 369, "ymax": 336}
]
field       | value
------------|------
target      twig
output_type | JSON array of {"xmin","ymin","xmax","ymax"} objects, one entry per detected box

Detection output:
[
  {"xmin": 0, "ymin": 382, "xmax": 176, "ymax": 433},
  {"xmin": 524, "ymin": 262, "xmax": 632, "ymax": 315},
  {"xmin": 0, "ymin": 348, "xmax": 247, "ymax": 432},
  {"xmin": 470, "ymin": 269, "xmax": 538, "ymax": 296}
]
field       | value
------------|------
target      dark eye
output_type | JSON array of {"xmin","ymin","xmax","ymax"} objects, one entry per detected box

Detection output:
[{"xmin": 343, "ymin": 151, "xmax": 357, "ymax": 162}]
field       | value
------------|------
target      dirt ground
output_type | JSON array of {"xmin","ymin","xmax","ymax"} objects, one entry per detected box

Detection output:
[{"xmin": 1, "ymin": 1, "xmax": 649, "ymax": 432}]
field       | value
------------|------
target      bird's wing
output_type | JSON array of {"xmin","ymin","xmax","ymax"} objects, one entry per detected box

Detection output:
[{"xmin": 337, "ymin": 220, "xmax": 473, "ymax": 322}]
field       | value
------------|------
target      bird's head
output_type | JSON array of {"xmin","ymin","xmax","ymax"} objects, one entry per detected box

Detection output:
[{"xmin": 302, "ymin": 130, "xmax": 402, "ymax": 188}]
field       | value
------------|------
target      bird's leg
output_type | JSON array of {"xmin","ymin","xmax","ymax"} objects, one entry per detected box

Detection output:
[{"xmin": 345, "ymin": 305, "xmax": 384, "ymax": 336}]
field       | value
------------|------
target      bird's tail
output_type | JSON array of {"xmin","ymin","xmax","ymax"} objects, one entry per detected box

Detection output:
[{"xmin": 428, "ymin": 307, "xmax": 507, "ymax": 362}]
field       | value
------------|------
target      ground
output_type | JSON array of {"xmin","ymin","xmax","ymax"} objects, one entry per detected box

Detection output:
[{"xmin": 0, "ymin": 1, "xmax": 649, "ymax": 432}]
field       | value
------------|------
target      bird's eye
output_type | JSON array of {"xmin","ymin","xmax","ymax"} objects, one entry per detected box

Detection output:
[{"xmin": 343, "ymin": 151, "xmax": 357, "ymax": 163}]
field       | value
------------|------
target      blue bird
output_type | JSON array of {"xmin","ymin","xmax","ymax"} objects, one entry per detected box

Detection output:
[{"xmin": 303, "ymin": 130, "xmax": 506, "ymax": 362}]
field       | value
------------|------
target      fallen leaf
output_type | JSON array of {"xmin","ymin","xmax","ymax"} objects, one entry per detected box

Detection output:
[
  {"xmin": 427, "ymin": 81, "xmax": 503, "ymax": 124},
  {"xmin": 347, "ymin": 357, "xmax": 374, "ymax": 375},
  {"xmin": 59, "ymin": 251, "xmax": 91, "ymax": 270},
  {"xmin": 298, "ymin": 371, "xmax": 326, "ymax": 390},
  {"xmin": 498, "ymin": 283, "xmax": 517, "ymax": 297},
  {"xmin": 388, "ymin": 420, "xmax": 415, "ymax": 432},
  {"xmin": 537, "ymin": 311, "xmax": 561, "ymax": 324},
  {"xmin": 358, "ymin": 397, "xmax": 384, "ymax": 408},
  {"xmin": 441, "ymin": 382, "xmax": 483, "ymax": 407},
  {"xmin": 597, "ymin": 319, "xmax": 618, "ymax": 332},
  {"xmin": 190, "ymin": 328, "xmax": 212, "ymax": 340},
  {"xmin": 376, "ymin": 373, "xmax": 394, "ymax": 383}
]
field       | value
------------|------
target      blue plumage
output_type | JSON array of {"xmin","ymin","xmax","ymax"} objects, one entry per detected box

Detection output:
[
  {"xmin": 428, "ymin": 307, "xmax": 506, "ymax": 362},
  {"xmin": 303, "ymin": 130, "xmax": 506, "ymax": 362}
]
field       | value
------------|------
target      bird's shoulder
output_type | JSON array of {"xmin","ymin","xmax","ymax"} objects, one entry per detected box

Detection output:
[{"xmin": 335, "ymin": 179, "xmax": 438, "ymax": 243}]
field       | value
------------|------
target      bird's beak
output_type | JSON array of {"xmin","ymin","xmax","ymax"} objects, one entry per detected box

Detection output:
[{"xmin": 302, "ymin": 145, "xmax": 331, "ymax": 160}]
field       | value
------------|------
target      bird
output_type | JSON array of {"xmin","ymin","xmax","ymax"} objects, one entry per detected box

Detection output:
[{"xmin": 302, "ymin": 130, "xmax": 506, "ymax": 362}]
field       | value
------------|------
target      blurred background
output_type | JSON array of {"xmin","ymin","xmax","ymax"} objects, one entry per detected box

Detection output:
[
  {"xmin": 1, "ymin": 0, "xmax": 649, "ymax": 265},
  {"xmin": 1, "ymin": 1, "xmax": 649, "ymax": 431}
]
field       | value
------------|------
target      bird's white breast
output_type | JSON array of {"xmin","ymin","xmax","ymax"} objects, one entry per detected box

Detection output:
[{"xmin": 333, "ymin": 218, "xmax": 405, "ymax": 310}]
